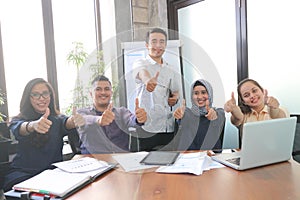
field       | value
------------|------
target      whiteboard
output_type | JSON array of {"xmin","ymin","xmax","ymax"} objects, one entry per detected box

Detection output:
[{"xmin": 122, "ymin": 40, "xmax": 183, "ymax": 112}]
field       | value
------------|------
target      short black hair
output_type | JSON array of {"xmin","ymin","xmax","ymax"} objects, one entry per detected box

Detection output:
[
  {"xmin": 145, "ymin": 28, "xmax": 167, "ymax": 43},
  {"xmin": 91, "ymin": 75, "xmax": 111, "ymax": 86}
]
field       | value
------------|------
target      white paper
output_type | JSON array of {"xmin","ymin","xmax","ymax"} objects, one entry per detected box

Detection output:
[
  {"xmin": 112, "ymin": 152, "xmax": 157, "ymax": 172},
  {"xmin": 156, "ymin": 152, "xmax": 224, "ymax": 175},
  {"xmin": 52, "ymin": 157, "xmax": 109, "ymax": 173}
]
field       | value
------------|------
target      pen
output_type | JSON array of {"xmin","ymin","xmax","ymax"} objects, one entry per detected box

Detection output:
[{"xmin": 14, "ymin": 187, "xmax": 52, "ymax": 195}]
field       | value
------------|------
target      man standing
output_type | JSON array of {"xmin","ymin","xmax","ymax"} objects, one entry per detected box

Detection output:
[
  {"xmin": 134, "ymin": 28, "xmax": 181, "ymax": 151},
  {"xmin": 77, "ymin": 75, "xmax": 147, "ymax": 153}
]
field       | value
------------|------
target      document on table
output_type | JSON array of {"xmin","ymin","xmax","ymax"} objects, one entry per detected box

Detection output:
[
  {"xmin": 52, "ymin": 157, "xmax": 110, "ymax": 173},
  {"xmin": 112, "ymin": 152, "xmax": 158, "ymax": 172},
  {"xmin": 156, "ymin": 152, "xmax": 224, "ymax": 175}
]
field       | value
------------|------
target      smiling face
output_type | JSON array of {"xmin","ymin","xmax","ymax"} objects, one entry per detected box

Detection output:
[
  {"xmin": 192, "ymin": 85, "xmax": 209, "ymax": 107},
  {"xmin": 91, "ymin": 80, "xmax": 112, "ymax": 112},
  {"xmin": 239, "ymin": 81, "xmax": 265, "ymax": 111},
  {"xmin": 146, "ymin": 32, "xmax": 166, "ymax": 63},
  {"xmin": 30, "ymin": 83, "xmax": 51, "ymax": 114}
]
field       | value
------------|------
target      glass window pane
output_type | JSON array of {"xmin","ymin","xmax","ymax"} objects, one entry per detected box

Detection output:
[
  {"xmin": 178, "ymin": 0, "xmax": 237, "ymax": 108},
  {"xmin": 0, "ymin": 1, "xmax": 47, "ymax": 117},
  {"xmin": 247, "ymin": 0, "xmax": 300, "ymax": 114},
  {"xmin": 52, "ymin": 0, "xmax": 96, "ymax": 114}
]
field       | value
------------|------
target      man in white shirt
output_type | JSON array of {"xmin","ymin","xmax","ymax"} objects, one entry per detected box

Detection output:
[{"xmin": 134, "ymin": 28, "xmax": 181, "ymax": 151}]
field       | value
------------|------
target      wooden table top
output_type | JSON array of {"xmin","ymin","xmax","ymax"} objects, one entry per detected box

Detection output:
[{"xmin": 66, "ymin": 153, "xmax": 300, "ymax": 200}]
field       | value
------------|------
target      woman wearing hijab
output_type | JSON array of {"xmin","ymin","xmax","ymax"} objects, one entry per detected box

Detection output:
[{"xmin": 173, "ymin": 79, "xmax": 225, "ymax": 151}]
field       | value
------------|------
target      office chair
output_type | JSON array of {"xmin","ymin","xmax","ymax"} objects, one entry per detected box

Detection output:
[
  {"xmin": 292, "ymin": 123, "xmax": 300, "ymax": 163},
  {"xmin": 0, "ymin": 123, "xmax": 12, "ymax": 163},
  {"xmin": 67, "ymin": 132, "xmax": 82, "ymax": 155}
]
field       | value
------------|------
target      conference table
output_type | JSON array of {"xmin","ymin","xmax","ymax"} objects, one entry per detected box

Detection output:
[{"xmin": 66, "ymin": 152, "xmax": 300, "ymax": 200}]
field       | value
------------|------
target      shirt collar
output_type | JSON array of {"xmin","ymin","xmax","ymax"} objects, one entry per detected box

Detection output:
[
  {"xmin": 146, "ymin": 54, "xmax": 167, "ymax": 66},
  {"xmin": 250, "ymin": 105, "xmax": 269, "ymax": 115}
]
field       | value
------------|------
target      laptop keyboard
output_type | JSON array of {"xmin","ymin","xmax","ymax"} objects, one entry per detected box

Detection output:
[{"xmin": 226, "ymin": 157, "xmax": 240, "ymax": 166}]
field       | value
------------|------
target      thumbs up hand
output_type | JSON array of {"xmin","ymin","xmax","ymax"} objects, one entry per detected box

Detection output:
[
  {"xmin": 135, "ymin": 98, "xmax": 147, "ymax": 123},
  {"xmin": 205, "ymin": 99, "xmax": 217, "ymax": 121},
  {"xmin": 264, "ymin": 89, "xmax": 279, "ymax": 109},
  {"xmin": 32, "ymin": 107, "xmax": 52, "ymax": 134},
  {"xmin": 224, "ymin": 92, "xmax": 237, "ymax": 113},
  {"xmin": 146, "ymin": 71, "xmax": 159, "ymax": 92},
  {"xmin": 97, "ymin": 102, "xmax": 115, "ymax": 126},
  {"xmin": 174, "ymin": 99, "xmax": 186, "ymax": 120},
  {"xmin": 71, "ymin": 107, "xmax": 86, "ymax": 128}
]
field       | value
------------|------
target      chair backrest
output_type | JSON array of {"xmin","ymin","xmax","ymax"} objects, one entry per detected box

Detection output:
[
  {"xmin": 67, "ymin": 132, "xmax": 81, "ymax": 155},
  {"xmin": 0, "ymin": 122, "xmax": 10, "ymax": 139},
  {"xmin": 222, "ymin": 114, "xmax": 239, "ymax": 149},
  {"xmin": 292, "ymin": 122, "xmax": 300, "ymax": 163}
]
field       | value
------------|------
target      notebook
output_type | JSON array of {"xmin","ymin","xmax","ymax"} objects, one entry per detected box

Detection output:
[
  {"xmin": 212, "ymin": 117, "xmax": 297, "ymax": 170},
  {"xmin": 11, "ymin": 157, "xmax": 115, "ymax": 198}
]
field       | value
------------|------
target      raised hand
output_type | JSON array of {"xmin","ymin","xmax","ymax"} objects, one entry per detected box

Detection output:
[
  {"xmin": 224, "ymin": 92, "xmax": 237, "ymax": 113},
  {"xmin": 135, "ymin": 98, "xmax": 147, "ymax": 123},
  {"xmin": 173, "ymin": 99, "xmax": 186, "ymax": 120},
  {"xmin": 146, "ymin": 71, "xmax": 159, "ymax": 92},
  {"xmin": 32, "ymin": 107, "xmax": 52, "ymax": 134},
  {"xmin": 98, "ymin": 102, "xmax": 115, "ymax": 126},
  {"xmin": 205, "ymin": 99, "xmax": 217, "ymax": 121},
  {"xmin": 72, "ymin": 106, "xmax": 86, "ymax": 128},
  {"xmin": 264, "ymin": 89, "xmax": 279, "ymax": 109}
]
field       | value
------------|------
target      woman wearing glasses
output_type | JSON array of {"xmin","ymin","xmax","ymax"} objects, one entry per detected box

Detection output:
[{"xmin": 1, "ymin": 78, "xmax": 84, "ymax": 192}]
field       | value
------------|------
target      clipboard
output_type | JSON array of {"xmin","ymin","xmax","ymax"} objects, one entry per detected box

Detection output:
[{"xmin": 140, "ymin": 151, "xmax": 180, "ymax": 166}]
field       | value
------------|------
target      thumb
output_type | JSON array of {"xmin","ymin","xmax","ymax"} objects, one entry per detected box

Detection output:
[
  {"xmin": 182, "ymin": 99, "xmax": 186, "ymax": 109},
  {"xmin": 205, "ymin": 99, "xmax": 210, "ymax": 111},
  {"xmin": 43, "ymin": 108, "xmax": 50, "ymax": 119},
  {"xmin": 107, "ymin": 102, "xmax": 113, "ymax": 111},
  {"xmin": 231, "ymin": 91, "xmax": 235, "ymax": 101},
  {"xmin": 181, "ymin": 99, "xmax": 186, "ymax": 112},
  {"xmin": 72, "ymin": 106, "xmax": 77, "ymax": 116},
  {"xmin": 264, "ymin": 89, "xmax": 268, "ymax": 103},
  {"xmin": 154, "ymin": 71, "xmax": 159, "ymax": 80},
  {"xmin": 135, "ymin": 98, "xmax": 139, "ymax": 110}
]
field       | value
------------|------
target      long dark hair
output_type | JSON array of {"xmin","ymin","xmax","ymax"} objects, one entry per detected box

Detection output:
[
  {"xmin": 17, "ymin": 78, "xmax": 60, "ymax": 120},
  {"xmin": 13, "ymin": 78, "xmax": 60, "ymax": 148},
  {"xmin": 237, "ymin": 78, "xmax": 264, "ymax": 114}
]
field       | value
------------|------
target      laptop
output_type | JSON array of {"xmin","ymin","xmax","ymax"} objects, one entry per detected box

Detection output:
[{"xmin": 212, "ymin": 117, "xmax": 297, "ymax": 170}]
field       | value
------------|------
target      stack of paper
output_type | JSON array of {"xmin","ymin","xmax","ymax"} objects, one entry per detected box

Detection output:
[{"xmin": 156, "ymin": 152, "xmax": 224, "ymax": 175}]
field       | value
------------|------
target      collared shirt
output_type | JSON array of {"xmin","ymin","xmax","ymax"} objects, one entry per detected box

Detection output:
[
  {"xmin": 134, "ymin": 55, "xmax": 181, "ymax": 133},
  {"xmin": 243, "ymin": 105, "xmax": 270, "ymax": 123},
  {"xmin": 239, "ymin": 105, "xmax": 289, "ymax": 138},
  {"xmin": 243, "ymin": 105, "xmax": 289, "ymax": 123},
  {"xmin": 77, "ymin": 106, "xmax": 142, "ymax": 154}
]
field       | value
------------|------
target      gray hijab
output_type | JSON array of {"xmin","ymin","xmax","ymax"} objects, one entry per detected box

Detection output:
[{"xmin": 190, "ymin": 79, "xmax": 213, "ymax": 116}]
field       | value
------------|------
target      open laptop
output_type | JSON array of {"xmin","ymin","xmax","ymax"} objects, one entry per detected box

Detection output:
[{"xmin": 212, "ymin": 117, "xmax": 297, "ymax": 170}]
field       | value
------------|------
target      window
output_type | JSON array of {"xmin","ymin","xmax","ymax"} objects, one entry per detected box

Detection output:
[
  {"xmin": 0, "ymin": 1, "xmax": 47, "ymax": 117},
  {"xmin": 52, "ymin": 0, "xmax": 97, "ymax": 113}
]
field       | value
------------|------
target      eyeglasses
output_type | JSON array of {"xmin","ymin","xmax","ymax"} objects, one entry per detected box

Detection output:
[{"xmin": 30, "ymin": 91, "xmax": 51, "ymax": 100}]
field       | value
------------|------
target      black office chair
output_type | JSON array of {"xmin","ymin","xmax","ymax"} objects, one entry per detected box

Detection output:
[
  {"xmin": 64, "ymin": 133, "xmax": 81, "ymax": 160},
  {"xmin": 0, "ymin": 123, "xmax": 12, "ymax": 163},
  {"xmin": 292, "ymin": 123, "xmax": 300, "ymax": 163},
  {"xmin": 0, "ymin": 123, "xmax": 12, "ymax": 192}
]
